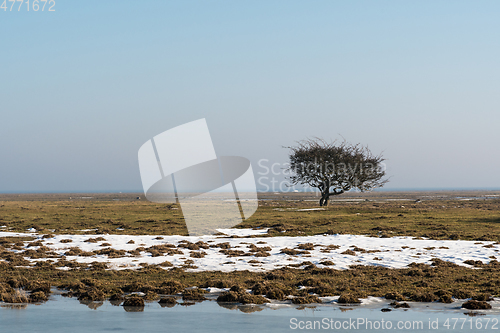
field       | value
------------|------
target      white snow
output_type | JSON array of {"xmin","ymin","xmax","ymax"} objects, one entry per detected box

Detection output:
[
  {"xmin": 216, "ymin": 228, "xmax": 269, "ymax": 236},
  {"xmin": 2, "ymin": 229, "xmax": 499, "ymax": 272},
  {"xmin": 272, "ymin": 208, "xmax": 325, "ymax": 212}
]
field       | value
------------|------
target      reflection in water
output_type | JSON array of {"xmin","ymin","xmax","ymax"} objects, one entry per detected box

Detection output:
[
  {"xmin": 179, "ymin": 302, "xmax": 196, "ymax": 307},
  {"xmin": 217, "ymin": 302, "xmax": 265, "ymax": 313},
  {"xmin": 158, "ymin": 296, "xmax": 177, "ymax": 308},
  {"xmin": 109, "ymin": 294, "xmax": 124, "ymax": 307},
  {"xmin": 159, "ymin": 301, "xmax": 176, "ymax": 308},
  {"xmin": 110, "ymin": 299, "xmax": 123, "ymax": 306},
  {"xmin": 237, "ymin": 305, "xmax": 265, "ymax": 313},
  {"xmin": 218, "ymin": 303, "xmax": 238, "ymax": 311},
  {"xmin": 79, "ymin": 300, "xmax": 103, "ymax": 310},
  {"xmin": 123, "ymin": 306, "xmax": 144, "ymax": 312},
  {"xmin": 464, "ymin": 311, "xmax": 486, "ymax": 317},
  {"xmin": 1, "ymin": 304, "xmax": 28, "ymax": 310},
  {"xmin": 3, "ymin": 295, "xmax": 500, "ymax": 333},
  {"xmin": 159, "ymin": 302, "xmax": 176, "ymax": 308},
  {"xmin": 296, "ymin": 305, "xmax": 317, "ymax": 311},
  {"xmin": 340, "ymin": 307, "xmax": 354, "ymax": 312}
]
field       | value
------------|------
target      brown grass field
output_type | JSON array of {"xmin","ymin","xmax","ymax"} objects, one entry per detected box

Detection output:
[
  {"xmin": 1, "ymin": 191, "xmax": 499, "ymax": 240},
  {"xmin": 1, "ymin": 190, "xmax": 500, "ymax": 309}
]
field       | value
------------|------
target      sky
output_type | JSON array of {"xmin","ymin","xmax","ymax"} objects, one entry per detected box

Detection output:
[{"xmin": 1, "ymin": 0, "xmax": 499, "ymax": 193}]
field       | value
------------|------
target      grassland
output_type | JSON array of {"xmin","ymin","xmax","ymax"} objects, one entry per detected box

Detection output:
[
  {"xmin": 1, "ymin": 191, "xmax": 500, "ymax": 241},
  {"xmin": 1, "ymin": 191, "xmax": 500, "ymax": 308}
]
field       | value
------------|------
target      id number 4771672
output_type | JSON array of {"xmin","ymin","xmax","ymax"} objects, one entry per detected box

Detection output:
[{"xmin": 1, "ymin": 0, "xmax": 55, "ymax": 11}]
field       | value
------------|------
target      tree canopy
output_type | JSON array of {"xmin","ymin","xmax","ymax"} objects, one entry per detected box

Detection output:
[{"xmin": 286, "ymin": 139, "xmax": 388, "ymax": 206}]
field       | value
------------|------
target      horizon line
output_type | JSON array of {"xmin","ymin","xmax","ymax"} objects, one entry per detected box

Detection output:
[{"xmin": 1, "ymin": 187, "xmax": 500, "ymax": 195}]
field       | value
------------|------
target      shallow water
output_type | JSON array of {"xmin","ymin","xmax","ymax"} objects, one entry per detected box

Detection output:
[{"xmin": 1, "ymin": 295, "xmax": 500, "ymax": 333}]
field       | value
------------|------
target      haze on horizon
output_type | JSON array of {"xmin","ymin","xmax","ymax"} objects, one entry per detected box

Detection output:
[{"xmin": 1, "ymin": 1, "xmax": 499, "ymax": 193}]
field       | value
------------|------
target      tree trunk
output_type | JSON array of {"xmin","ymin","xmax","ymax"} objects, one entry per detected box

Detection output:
[
  {"xmin": 319, "ymin": 192, "xmax": 330, "ymax": 206},
  {"xmin": 319, "ymin": 188, "xmax": 344, "ymax": 206}
]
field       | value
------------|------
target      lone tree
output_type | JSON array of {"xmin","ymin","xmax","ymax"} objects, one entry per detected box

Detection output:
[{"xmin": 286, "ymin": 139, "xmax": 387, "ymax": 206}]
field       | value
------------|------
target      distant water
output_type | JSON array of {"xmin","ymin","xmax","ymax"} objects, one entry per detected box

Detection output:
[
  {"xmin": 1, "ymin": 295, "xmax": 500, "ymax": 333},
  {"xmin": 374, "ymin": 187, "xmax": 500, "ymax": 192}
]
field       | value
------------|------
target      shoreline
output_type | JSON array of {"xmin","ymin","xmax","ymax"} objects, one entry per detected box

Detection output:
[{"xmin": 3, "ymin": 292, "xmax": 500, "ymax": 315}]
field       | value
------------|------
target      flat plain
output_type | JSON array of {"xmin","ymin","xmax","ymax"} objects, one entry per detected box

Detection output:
[{"xmin": 1, "ymin": 190, "xmax": 500, "ymax": 310}]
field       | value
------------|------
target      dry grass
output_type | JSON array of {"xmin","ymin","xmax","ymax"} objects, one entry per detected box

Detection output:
[
  {"xmin": 0, "ymin": 259, "xmax": 499, "ymax": 307},
  {"xmin": 1, "ymin": 192, "xmax": 500, "ymax": 308},
  {"xmin": 0, "ymin": 192, "xmax": 499, "ymax": 242}
]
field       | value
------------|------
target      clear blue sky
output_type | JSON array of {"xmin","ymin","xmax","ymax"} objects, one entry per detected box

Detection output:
[{"xmin": 1, "ymin": 0, "xmax": 499, "ymax": 193}]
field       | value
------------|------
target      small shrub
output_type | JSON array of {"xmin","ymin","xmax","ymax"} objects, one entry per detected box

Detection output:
[
  {"xmin": 77, "ymin": 287, "xmax": 105, "ymax": 301},
  {"xmin": 157, "ymin": 280, "xmax": 184, "ymax": 294},
  {"xmin": 190, "ymin": 251, "xmax": 206, "ymax": 258},
  {"xmin": 158, "ymin": 261, "xmax": 173, "ymax": 267},
  {"xmin": 217, "ymin": 291, "xmax": 240, "ymax": 302},
  {"xmin": 472, "ymin": 294, "xmax": 493, "ymax": 301},
  {"xmin": 280, "ymin": 248, "xmax": 309, "ymax": 255},
  {"xmin": 144, "ymin": 291, "xmax": 159, "ymax": 300},
  {"xmin": 158, "ymin": 297, "xmax": 177, "ymax": 307},
  {"xmin": 85, "ymin": 237, "xmax": 106, "ymax": 243},
  {"xmin": 266, "ymin": 288, "xmax": 286, "ymax": 300},
  {"xmin": 182, "ymin": 288, "xmax": 206, "ymax": 301},
  {"xmin": 238, "ymin": 293, "xmax": 268, "ymax": 304},
  {"xmin": 201, "ymin": 279, "xmax": 232, "ymax": 289},
  {"xmin": 123, "ymin": 296, "xmax": 145, "ymax": 307},
  {"xmin": 217, "ymin": 291, "xmax": 268, "ymax": 304},
  {"xmin": 338, "ymin": 293, "xmax": 361, "ymax": 304},
  {"xmin": 462, "ymin": 300, "xmax": 492, "ymax": 310},
  {"xmin": 292, "ymin": 295, "xmax": 322, "ymax": 304},
  {"xmin": 408, "ymin": 292, "xmax": 438, "ymax": 302},
  {"xmin": 0, "ymin": 289, "xmax": 29, "ymax": 303},
  {"xmin": 30, "ymin": 291, "xmax": 48, "ymax": 302},
  {"xmin": 297, "ymin": 243, "xmax": 315, "ymax": 250},
  {"xmin": 439, "ymin": 294, "xmax": 453, "ymax": 303},
  {"xmin": 390, "ymin": 301, "xmax": 410, "ymax": 308}
]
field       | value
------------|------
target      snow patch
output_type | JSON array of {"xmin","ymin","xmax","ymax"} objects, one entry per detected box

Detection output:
[{"xmin": 1, "ymin": 229, "xmax": 498, "ymax": 273}]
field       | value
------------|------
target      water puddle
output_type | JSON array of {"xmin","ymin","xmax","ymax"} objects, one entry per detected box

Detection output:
[{"xmin": 1, "ymin": 295, "xmax": 500, "ymax": 332}]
